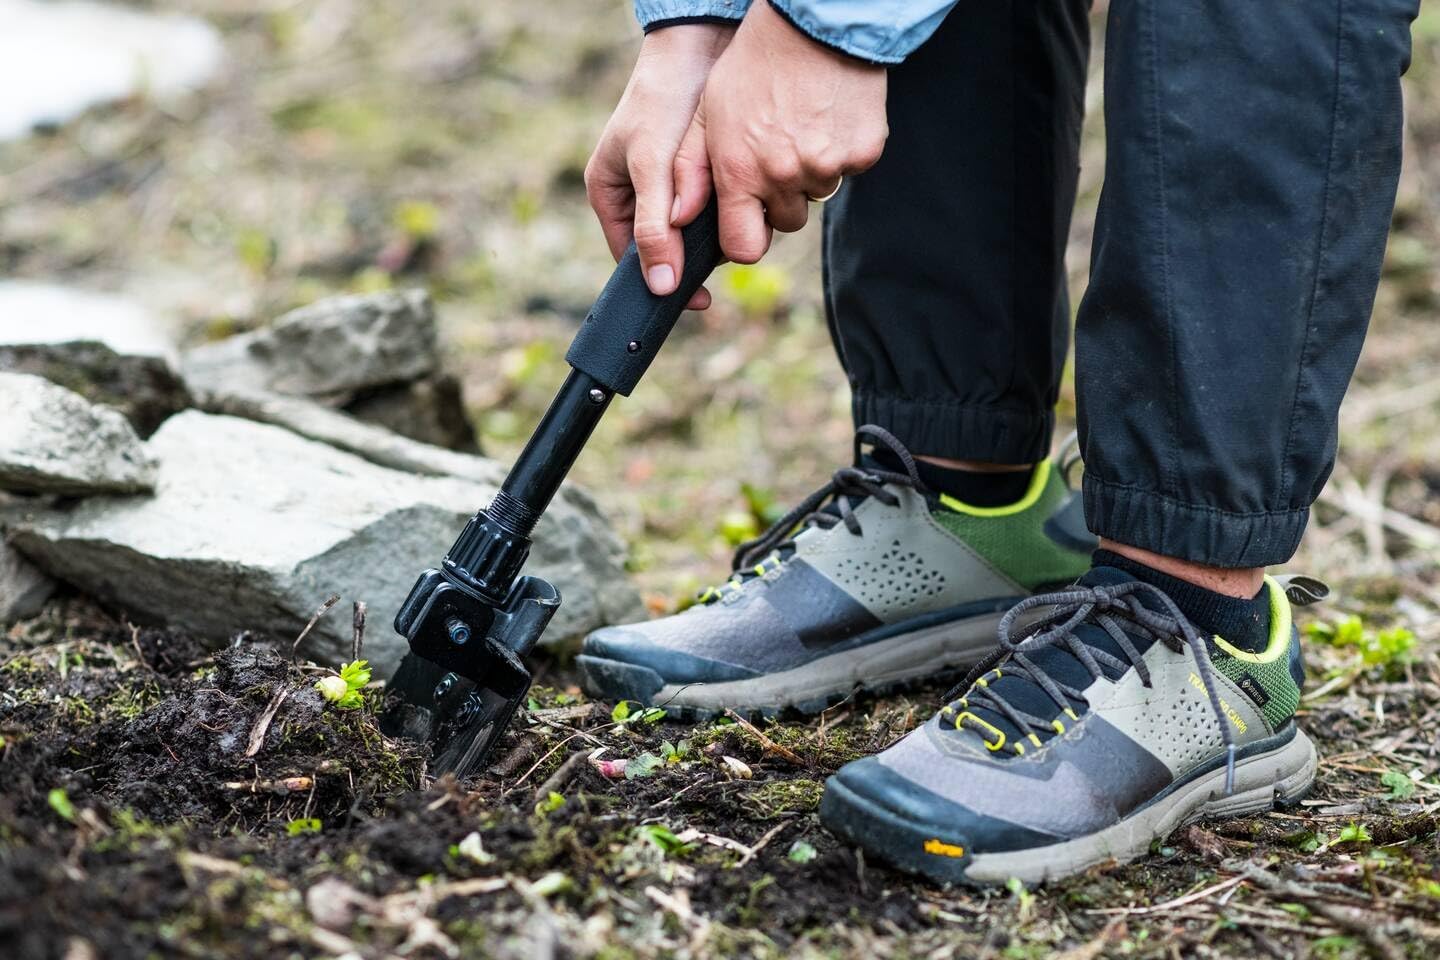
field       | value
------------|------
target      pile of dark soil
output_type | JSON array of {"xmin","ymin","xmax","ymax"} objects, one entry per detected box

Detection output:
[{"xmin": 2, "ymin": 596, "xmax": 1437, "ymax": 959}]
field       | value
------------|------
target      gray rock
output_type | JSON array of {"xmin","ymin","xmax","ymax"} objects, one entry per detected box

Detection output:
[
  {"xmin": 342, "ymin": 373, "xmax": 480, "ymax": 453},
  {"xmin": 0, "ymin": 373, "xmax": 158, "ymax": 495},
  {"xmin": 0, "ymin": 538, "xmax": 55, "ymax": 623},
  {"xmin": 182, "ymin": 290, "xmax": 437, "ymax": 400},
  {"xmin": 3, "ymin": 411, "xmax": 641, "ymax": 670},
  {"xmin": 197, "ymin": 391, "xmax": 500, "ymax": 481},
  {"xmin": 0, "ymin": 340, "xmax": 192, "ymax": 437}
]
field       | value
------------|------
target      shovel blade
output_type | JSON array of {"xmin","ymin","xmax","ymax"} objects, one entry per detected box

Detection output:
[{"xmin": 381, "ymin": 573, "xmax": 560, "ymax": 778}]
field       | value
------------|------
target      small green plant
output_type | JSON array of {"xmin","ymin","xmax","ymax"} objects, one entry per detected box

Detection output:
[
  {"xmin": 286, "ymin": 818, "xmax": 322, "ymax": 836},
  {"xmin": 637, "ymin": 824, "xmax": 693, "ymax": 856},
  {"xmin": 787, "ymin": 840, "xmax": 818, "ymax": 864},
  {"xmin": 659, "ymin": 739, "xmax": 691, "ymax": 764},
  {"xmin": 535, "ymin": 791, "xmax": 566, "ymax": 815},
  {"xmin": 1006, "ymin": 876, "xmax": 1036, "ymax": 922},
  {"xmin": 47, "ymin": 788, "xmax": 75, "ymax": 823},
  {"xmin": 1334, "ymin": 822, "xmax": 1372, "ymax": 846},
  {"xmin": 315, "ymin": 660, "xmax": 371, "ymax": 710},
  {"xmin": 610, "ymin": 700, "xmax": 666, "ymax": 726},
  {"xmin": 1305, "ymin": 616, "xmax": 1416, "ymax": 677},
  {"xmin": 1380, "ymin": 770, "xmax": 1417, "ymax": 801}
]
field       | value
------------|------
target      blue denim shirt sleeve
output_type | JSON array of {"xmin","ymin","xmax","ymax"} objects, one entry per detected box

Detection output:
[
  {"xmin": 766, "ymin": 0, "xmax": 957, "ymax": 63},
  {"xmin": 634, "ymin": 0, "xmax": 751, "ymax": 30},
  {"xmin": 635, "ymin": 0, "xmax": 951, "ymax": 64}
]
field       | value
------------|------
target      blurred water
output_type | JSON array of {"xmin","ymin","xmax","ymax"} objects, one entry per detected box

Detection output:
[{"xmin": 0, "ymin": 0, "xmax": 222, "ymax": 143}]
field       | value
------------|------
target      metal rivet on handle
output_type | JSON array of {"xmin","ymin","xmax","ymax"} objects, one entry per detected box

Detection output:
[
  {"xmin": 588, "ymin": 388, "xmax": 606, "ymax": 403},
  {"xmin": 627, "ymin": 340, "xmax": 640, "ymax": 353}
]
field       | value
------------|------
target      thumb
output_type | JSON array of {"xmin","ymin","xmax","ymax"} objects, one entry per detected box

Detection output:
[
  {"xmin": 671, "ymin": 107, "xmax": 714, "ymax": 229},
  {"xmin": 628, "ymin": 149, "xmax": 683, "ymax": 296}
]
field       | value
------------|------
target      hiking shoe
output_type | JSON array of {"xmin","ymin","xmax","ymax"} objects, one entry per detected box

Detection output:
[
  {"xmin": 576, "ymin": 425, "xmax": 1093, "ymax": 719},
  {"xmin": 819, "ymin": 565, "xmax": 1318, "ymax": 886}
]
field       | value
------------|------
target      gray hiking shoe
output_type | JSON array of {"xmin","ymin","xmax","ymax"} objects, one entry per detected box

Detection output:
[
  {"xmin": 819, "ymin": 566, "xmax": 1318, "ymax": 886},
  {"xmin": 577, "ymin": 426, "xmax": 1093, "ymax": 719}
]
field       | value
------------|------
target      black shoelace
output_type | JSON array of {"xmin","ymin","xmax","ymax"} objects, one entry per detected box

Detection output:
[
  {"xmin": 943, "ymin": 580, "xmax": 1240, "ymax": 794},
  {"xmin": 700, "ymin": 426, "xmax": 926, "ymax": 603}
]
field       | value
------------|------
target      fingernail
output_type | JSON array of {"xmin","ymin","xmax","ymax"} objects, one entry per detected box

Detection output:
[
  {"xmin": 648, "ymin": 264, "xmax": 676, "ymax": 294},
  {"xmin": 670, "ymin": 196, "xmax": 682, "ymax": 224}
]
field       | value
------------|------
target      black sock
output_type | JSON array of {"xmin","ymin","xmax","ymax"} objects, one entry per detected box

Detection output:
[
  {"xmin": 1093, "ymin": 549, "xmax": 1272, "ymax": 653},
  {"xmin": 869, "ymin": 449, "xmax": 1034, "ymax": 508}
]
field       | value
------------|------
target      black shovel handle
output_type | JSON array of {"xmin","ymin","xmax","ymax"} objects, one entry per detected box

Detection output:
[{"xmin": 565, "ymin": 195, "xmax": 722, "ymax": 396}]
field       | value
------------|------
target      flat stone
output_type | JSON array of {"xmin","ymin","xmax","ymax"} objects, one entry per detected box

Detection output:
[
  {"xmin": 0, "ymin": 372, "xmax": 157, "ymax": 495},
  {"xmin": 182, "ymin": 290, "xmax": 438, "ymax": 400},
  {"xmin": 0, "ymin": 537, "xmax": 55, "ymax": 623},
  {"xmin": 0, "ymin": 340, "xmax": 192, "ymax": 437},
  {"xmin": 3, "ymin": 411, "xmax": 641, "ymax": 669}
]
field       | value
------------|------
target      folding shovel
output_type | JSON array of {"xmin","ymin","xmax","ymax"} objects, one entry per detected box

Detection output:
[{"xmin": 380, "ymin": 199, "xmax": 722, "ymax": 777}]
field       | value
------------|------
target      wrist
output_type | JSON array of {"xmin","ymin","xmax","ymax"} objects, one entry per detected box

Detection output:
[{"xmin": 641, "ymin": 20, "xmax": 736, "ymax": 60}]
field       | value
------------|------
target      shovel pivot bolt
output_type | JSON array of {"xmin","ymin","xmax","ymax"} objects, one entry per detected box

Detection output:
[
  {"xmin": 588, "ymin": 387, "xmax": 606, "ymax": 404},
  {"xmin": 627, "ymin": 340, "xmax": 640, "ymax": 353},
  {"xmin": 445, "ymin": 617, "xmax": 471, "ymax": 645},
  {"xmin": 434, "ymin": 673, "xmax": 457, "ymax": 700}
]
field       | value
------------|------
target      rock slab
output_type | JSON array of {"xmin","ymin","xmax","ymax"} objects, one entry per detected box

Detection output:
[
  {"xmin": 182, "ymin": 290, "xmax": 438, "ymax": 399},
  {"xmin": 0, "ymin": 372, "xmax": 157, "ymax": 495},
  {"xmin": 0, "ymin": 340, "xmax": 192, "ymax": 437},
  {"xmin": 0, "ymin": 537, "xmax": 55, "ymax": 623},
  {"xmin": 3, "ymin": 411, "xmax": 641, "ymax": 669}
]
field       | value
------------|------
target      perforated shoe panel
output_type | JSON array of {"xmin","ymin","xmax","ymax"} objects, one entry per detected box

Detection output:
[{"xmin": 796, "ymin": 488, "xmax": 1022, "ymax": 623}]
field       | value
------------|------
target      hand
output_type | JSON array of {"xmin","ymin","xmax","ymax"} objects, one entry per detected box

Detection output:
[
  {"xmin": 671, "ymin": 1, "xmax": 888, "ymax": 264},
  {"xmin": 585, "ymin": 24, "xmax": 734, "ymax": 306}
]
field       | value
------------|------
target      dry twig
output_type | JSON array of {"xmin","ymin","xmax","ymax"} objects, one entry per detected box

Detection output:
[
  {"xmin": 724, "ymin": 709, "xmax": 807, "ymax": 767},
  {"xmin": 291, "ymin": 594, "xmax": 341, "ymax": 661}
]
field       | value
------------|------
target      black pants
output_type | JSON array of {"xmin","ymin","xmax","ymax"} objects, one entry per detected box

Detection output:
[{"xmin": 822, "ymin": 0, "xmax": 1420, "ymax": 568}]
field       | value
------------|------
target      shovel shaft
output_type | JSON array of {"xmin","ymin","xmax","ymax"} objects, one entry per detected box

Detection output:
[{"xmin": 460, "ymin": 196, "xmax": 722, "ymax": 580}]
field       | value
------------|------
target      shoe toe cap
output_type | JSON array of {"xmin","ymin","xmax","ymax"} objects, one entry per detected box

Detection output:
[
  {"xmin": 825, "ymin": 752, "xmax": 1062, "ymax": 861},
  {"xmin": 581, "ymin": 623, "xmax": 757, "ymax": 685}
]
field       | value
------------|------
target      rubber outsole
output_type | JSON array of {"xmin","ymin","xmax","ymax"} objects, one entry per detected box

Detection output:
[
  {"xmin": 819, "ymin": 726, "xmax": 1318, "ymax": 887},
  {"xmin": 577, "ymin": 610, "xmax": 1006, "ymax": 722}
]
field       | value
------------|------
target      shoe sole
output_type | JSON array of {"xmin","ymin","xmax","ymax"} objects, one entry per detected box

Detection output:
[
  {"xmin": 819, "ymin": 725, "xmax": 1317, "ymax": 887},
  {"xmin": 576, "ymin": 609, "xmax": 1007, "ymax": 721}
]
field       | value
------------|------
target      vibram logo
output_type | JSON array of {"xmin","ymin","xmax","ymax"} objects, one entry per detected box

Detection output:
[
  {"xmin": 1187, "ymin": 672, "xmax": 1248, "ymax": 734},
  {"xmin": 923, "ymin": 838, "xmax": 965, "ymax": 858}
]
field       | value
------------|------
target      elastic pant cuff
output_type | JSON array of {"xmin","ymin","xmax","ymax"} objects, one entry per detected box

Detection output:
[
  {"xmin": 1082, "ymin": 474, "xmax": 1307, "ymax": 569},
  {"xmin": 851, "ymin": 390, "xmax": 1053, "ymax": 465}
]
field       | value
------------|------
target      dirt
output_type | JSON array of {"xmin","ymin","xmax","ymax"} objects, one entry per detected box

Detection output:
[{"xmin": 1, "ymin": 591, "xmax": 1437, "ymax": 960}]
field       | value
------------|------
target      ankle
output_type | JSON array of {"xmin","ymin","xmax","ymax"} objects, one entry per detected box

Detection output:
[{"xmin": 1098, "ymin": 539, "xmax": 1262, "ymax": 599}]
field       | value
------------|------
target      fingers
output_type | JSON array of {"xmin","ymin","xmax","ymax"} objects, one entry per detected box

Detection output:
[
  {"xmin": 627, "ymin": 150, "xmax": 684, "ymax": 296},
  {"xmin": 584, "ymin": 142, "xmax": 637, "ymax": 263},
  {"xmin": 716, "ymin": 186, "xmax": 771, "ymax": 264},
  {"xmin": 671, "ymin": 111, "xmax": 713, "ymax": 229}
]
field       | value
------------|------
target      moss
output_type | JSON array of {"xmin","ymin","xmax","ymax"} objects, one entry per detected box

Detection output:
[{"xmin": 744, "ymin": 779, "xmax": 824, "ymax": 819}]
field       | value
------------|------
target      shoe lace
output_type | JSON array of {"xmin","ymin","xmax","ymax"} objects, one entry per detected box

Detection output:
[
  {"xmin": 942, "ymin": 580, "xmax": 1240, "ymax": 794},
  {"xmin": 697, "ymin": 425, "xmax": 927, "ymax": 604}
]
